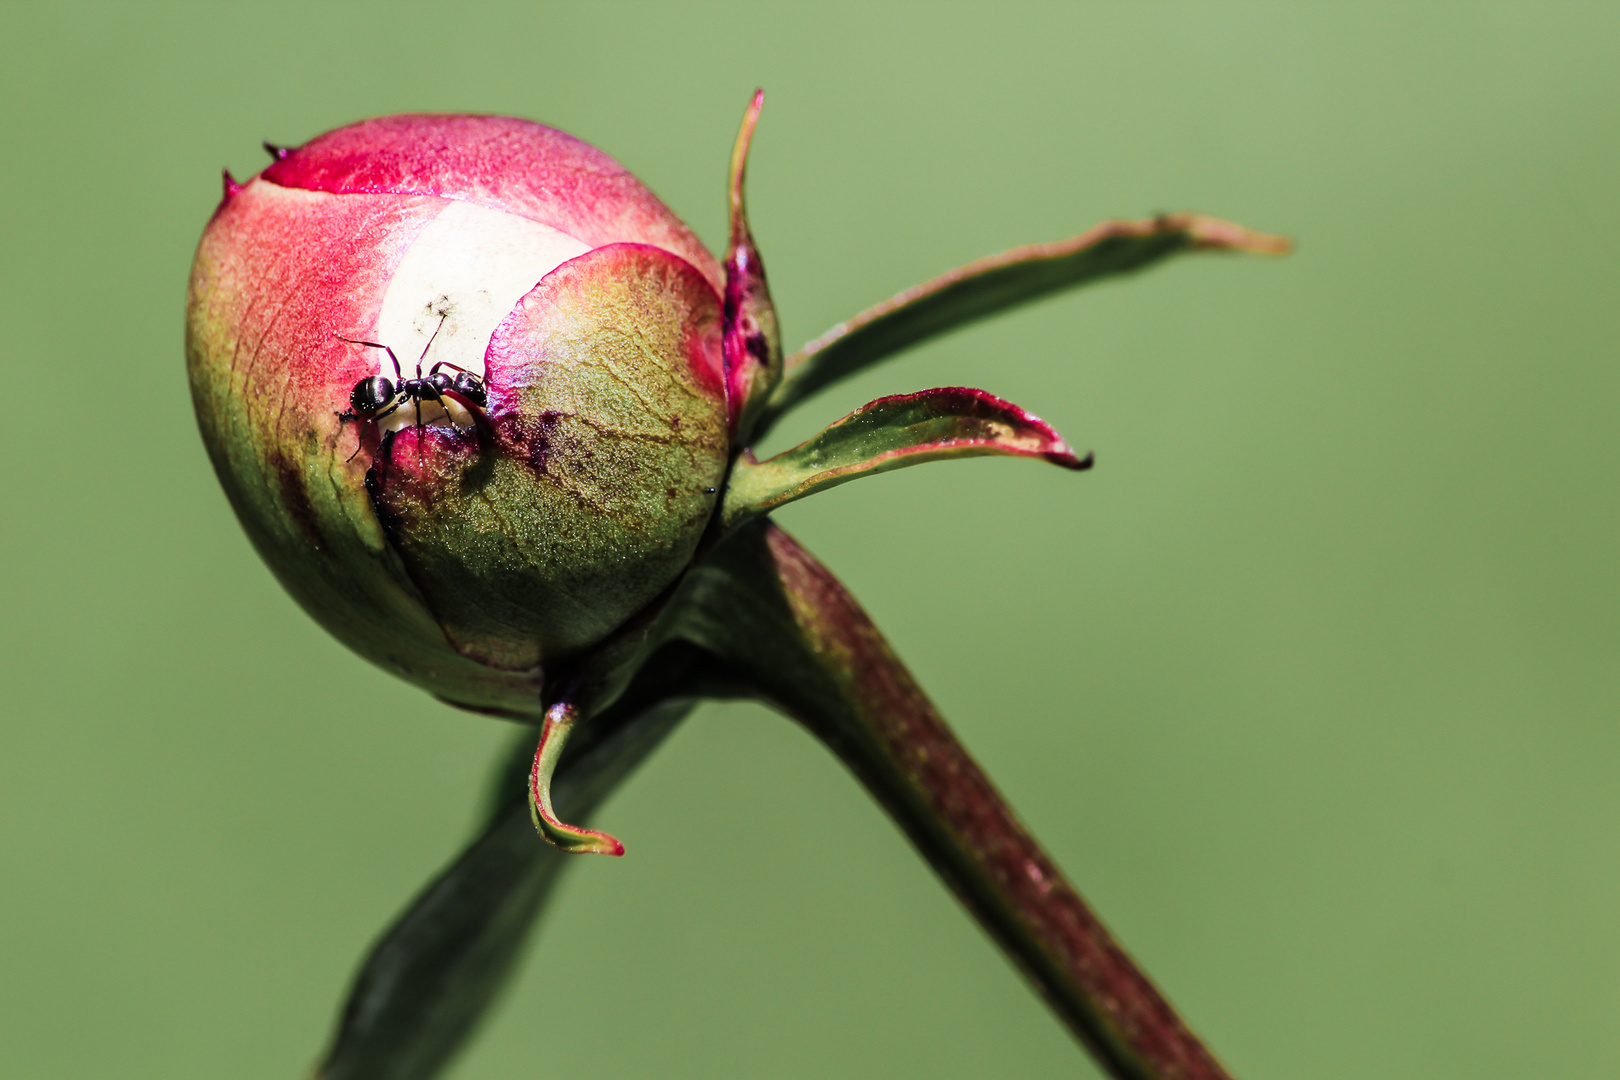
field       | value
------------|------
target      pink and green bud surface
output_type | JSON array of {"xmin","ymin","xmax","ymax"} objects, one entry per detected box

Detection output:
[{"xmin": 189, "ymin": 115, "xmax": 730, "ymax": 711}]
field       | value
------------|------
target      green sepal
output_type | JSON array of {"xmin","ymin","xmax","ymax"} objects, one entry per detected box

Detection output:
[
  {"xmin": 723, "ymin": 89, "xmax": 784, "ymax": 442},
  {"xmin": 720, "ymin": 386, "xmax": 1091, "ymax": 528},
  {"xmin": 528, "ymin": 699, "xmax": 625, "ymax": 855}
]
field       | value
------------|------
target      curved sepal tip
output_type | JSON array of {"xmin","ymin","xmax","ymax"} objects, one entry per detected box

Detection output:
[{"xmin": 529, "ymin": 701, "xmax": 625, "ymax": 856}]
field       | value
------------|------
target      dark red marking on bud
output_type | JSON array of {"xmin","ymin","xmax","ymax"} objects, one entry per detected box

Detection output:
[
  {"xmin": 262, "ymin": 141, "xmax": 292, "ymax": 161},
  {"xmin": 221, "ymin": 169, "xmax": 241, "ymax": 200},
  {"xmin": 270, "ymin": 450, "xmax": 324, "ymax": 550},
  {"xmin": 522, "ymin": 411, "xmax": 564, "ymax": 477}
]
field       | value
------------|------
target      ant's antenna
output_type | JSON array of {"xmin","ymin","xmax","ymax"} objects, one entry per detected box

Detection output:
[
  {"xmin": 334, "ymin": 332, "xmax": 403, "ymax": 383},
  {"xmin": 415, "ymin": 311, "xmax": 451, "ymax": 376}
]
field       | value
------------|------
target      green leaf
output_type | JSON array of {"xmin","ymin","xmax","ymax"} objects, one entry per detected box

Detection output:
[
  {"xmin": 721, "ymin": 386, "xmax": 1090, "ymax": 528},
  {"xmin": 759, "ymin": 213, "xmax": 1288, "ymax": 431},
  {"xmin": 314, "ymin": 695, "xmax": 692, "ymax": 1080}
]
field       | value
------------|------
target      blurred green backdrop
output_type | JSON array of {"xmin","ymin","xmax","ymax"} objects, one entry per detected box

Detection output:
[{"xmin": 2, "ymin": 3, "xmax": 1616, "ymax": 1078}]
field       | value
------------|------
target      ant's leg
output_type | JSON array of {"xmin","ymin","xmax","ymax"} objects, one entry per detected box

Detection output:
[
  {"xmin": 357, "ymin": 398, "xmax": 409, "ymax": 447},
  {"xmin": 335, "ymin": 412, "xmax": 364, "ymax": 462},
  {"xmin": 365, "ymin": 430, "xmax": 397, "ymax": 495},
  {"xmin": 425, "ymin": 386, "xmax": 462, "ymax": 432},
  {"xmin": 427, "ymin": 360, "xmax": 479, "ymax": 378},
  {"xmin": 361, "ymin": 398, "xmax": 406, "ymax": 429},
  {"xmin": 434, "ymin": 388, "xmax": 491, "ymax": 446},
  {"xmin": 412, "ymin": 389, "xmax": 434, "ymax": 463},
  {"xmin": 344, "ymin": 432, "xmax": 370, "ymax": 464},
  {"xmin": 340, "ymin": 393, "xmax": 402, "ymax": 422},
  {"xmin": 431, "ymin": 386, "xmax": 484, "ymax": 432},
  {"xmin": 380, "ymin": 429, "xmax": 395, "ymax": 489},
  {"xmin": 341, "ymin": 404, "xmax": 400, "ymax": 463}
]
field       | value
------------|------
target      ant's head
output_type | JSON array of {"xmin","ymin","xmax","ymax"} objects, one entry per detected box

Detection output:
[{"xmin": 451, "ymin": 371, "xmax": 486, "ymax": 406}]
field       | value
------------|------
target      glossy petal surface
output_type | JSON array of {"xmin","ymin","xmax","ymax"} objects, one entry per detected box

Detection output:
[{"xmin": 263, "ymin": 114, "xmax": 722, "ymax": 291}]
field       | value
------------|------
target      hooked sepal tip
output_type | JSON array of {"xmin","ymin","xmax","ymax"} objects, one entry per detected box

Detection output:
[{"xmin": 528, "ymin": 701, "xmax": 626, "ymax": 856}]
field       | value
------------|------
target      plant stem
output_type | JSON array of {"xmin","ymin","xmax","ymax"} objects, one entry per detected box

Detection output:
[{"xmin": 682, "ymin": 521, "xmax": 1235, "ymax": 1080}]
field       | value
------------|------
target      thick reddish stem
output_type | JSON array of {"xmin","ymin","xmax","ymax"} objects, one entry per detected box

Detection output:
[{"xmin": 688, "ymin": 521, "xmax": 1234, "ymax": 1080}]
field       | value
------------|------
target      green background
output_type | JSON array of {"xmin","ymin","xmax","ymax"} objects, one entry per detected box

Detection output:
[{"xmin": 2, "ymin": 3, "xmax": 1615, "ymax": 1077}]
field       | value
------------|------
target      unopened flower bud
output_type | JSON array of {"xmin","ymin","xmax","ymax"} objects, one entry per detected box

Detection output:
[{"xmin": 187, "ymin": 115, "xmax": 729, "ymax": 714}]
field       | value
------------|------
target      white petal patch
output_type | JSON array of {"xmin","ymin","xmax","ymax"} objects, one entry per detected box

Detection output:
[{"xmin": 372, "ymin": 200, "xmax": 590, "ymax": 430}]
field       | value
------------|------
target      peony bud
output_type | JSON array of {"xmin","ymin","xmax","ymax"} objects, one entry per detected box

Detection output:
[
  {"xmin": 194, "ymin": 96, "xmax": 1290, "ymax": 1078},
  {"xmin": 187, "ymin": 115, "xmax": 730, "ymax": 715}
]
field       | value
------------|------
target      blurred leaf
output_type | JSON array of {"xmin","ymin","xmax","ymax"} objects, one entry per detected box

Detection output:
[
  {"xmin": 314, "ymin": 693, "xmax": 694, "ymax": 1080},
  {"xmin": 760, "ymin": 213, "xmax": 1288, "ymax": 428}
]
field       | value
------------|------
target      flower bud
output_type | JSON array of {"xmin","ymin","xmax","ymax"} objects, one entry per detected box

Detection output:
[{"xmin": 187, "ymin": 116, "xmax": 729, "ymax": 715}]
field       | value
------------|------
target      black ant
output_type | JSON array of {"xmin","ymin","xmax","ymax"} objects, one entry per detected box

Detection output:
[{"xmin": 336, "ymin": 317, "xmax": 490, "ymax": 457}]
